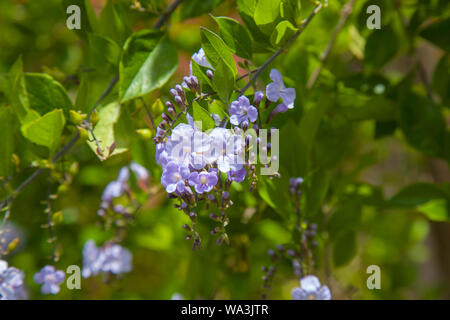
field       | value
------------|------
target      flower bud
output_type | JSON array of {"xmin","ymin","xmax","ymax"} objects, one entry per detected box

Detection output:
[
  {"xmin": 206, "ymin": 70, "xmax": 214, "ymax": 80},
  {"xmin": 69, "ymin": 110, "xmax": 83, "ymax": 125},
  {"xmin": 77, "ymin": 127, "xmax": 89, "ymax": 140},
  {"xmin": 136, "ymin": 128, "xmax": 153, "ymax": 140},
  {"xmin": 90, "ymin": 110, "xmax": 100, "ymax": 126}
]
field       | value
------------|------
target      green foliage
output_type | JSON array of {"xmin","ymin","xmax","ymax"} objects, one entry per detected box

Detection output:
[
  {"xmin": 213, "ymin": 16, "xmax": 253, "ymax": 59},
  {"xmin": 1, "ymin": 0, "xmax": 449, "ymax": 301},
  {"xmin": 200, "ymin": 27, "xmax": 237, "ymax": 76},
  {"xmin": 20, "ymin": 109, "xmax": 66, "ymax": 152},
  {"xmin": 120, "ymin": 30, "xmax": 178, "ymax": 102}
]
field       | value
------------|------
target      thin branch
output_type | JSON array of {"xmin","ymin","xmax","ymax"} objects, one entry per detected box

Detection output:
[
  {"xmin": 140, "ymin": 97, "xmax": 156, "ymax": 129},
  {"xmin": 307, "ymin": 0, "xmax": 355, "ymax": 89},
  {"xmin": 240, "ymin": 2, "xmax": 324, "ymax": 95},
  {"xmin": 153, "ymin": 0, "xmax": 183, "ymax": 29}
]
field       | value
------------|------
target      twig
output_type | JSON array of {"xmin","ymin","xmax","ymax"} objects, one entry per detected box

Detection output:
[
  {"xmin": 307, "ymin": 0, "xmax": 355, "ymax": 89},
  {"xmin": 240, "ymin": 2, "xmax": 324, "ymax": 95},
  {"xmin": 140, "ymin": 97, "xmax": 156, "ymax": 129},
  {"xmin": 153, "ymin": 0, "xmax": 183, "ymax": 29}
]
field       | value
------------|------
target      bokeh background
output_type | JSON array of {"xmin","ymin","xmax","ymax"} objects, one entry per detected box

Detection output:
[{"xmin": 0, "ymin": 0, "xmax": 449, "ymax": 299}]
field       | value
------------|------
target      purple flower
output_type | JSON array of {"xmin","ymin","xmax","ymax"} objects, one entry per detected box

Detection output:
[
  {"xmin": 289, "ymin": 177, "xmax": 303, "ymax": 188},
  {"xmin": 82, "ymin": 240, "xmax": 132, "ymax": 278},
  {"xmin": 207, "ymin": 128, "xmax": 245, "ymax": 173},
  {"xmin": 100, "ymin": 244, "xmax": 132, "ymax": 275},
  {"xmin": 227, "ymin": 167, "xmax": 246, "ymax": 183},
  {"xmin": 161, "ymin": 162, "xmax": 190, "ymax": 193},
  {"xmin": 130, "ymin": 162, "xmax": 149, "ymax": 181},
  {"xmin": 190, "ymin": 131, "xmax": 211, "ymax": 170},
  {"xmin": 33, "ymin": 265, "xmax": 65, "ymax": 295},
  {"xmin": 82, "ymin": 240, "xmax": 103, "ymax": 278},
  {"xmin": 254, "ymin": 91, "xmax": 264, "ymax": 106},
  {"xmin": 0, "ymin": 260, "xmax": 26, "ymax": 300},
  {"xmin": 101, "ymin": 181, "xmax": 124, "ymax": 203},
  {"xmin": 291, "ymin": 275, "xmax": 331, "ymax": 300},
  {"xmin": 229, "ymin": 96, "xmax": 258, "ymax": 126},
  {"xmin": 266, "ymin": 69, "xmax": 296, "ymax": 109},
  {"xmin": 188, "ymin": 170, "xmax": 218, "ymax": 194},
  {"xmin": 191, "ymin": 48, "xmax": 212, "ymax": 70},
  {"xmin": 130, "ymin": 161, "xmax": 149, "ymax": 190}
]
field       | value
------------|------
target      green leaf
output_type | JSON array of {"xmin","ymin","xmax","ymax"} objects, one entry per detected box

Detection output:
[
  {"xmin": 87, "ymin": 102, "xmax": 127, "ymax": 160},
  {"xmin": 191, "ymin": 61, "xmax": 213, "ymax": 92},
  {"xmin": 364, "ymin": 26, "xmax": 398, "ymax": 69},
  {"xmin": 120, "ymin": 30, "xmax": 178, "ymax": 103},
  {"xmin": 417, "ymin": 199, "xmax": 449, "ymax": 222},
  {"xmin": 20, "ymin": 109, "xmax": 66, "ymax": 152},
  {"xmin": 200, "ymin": 27, "xmax": 237, "ymax": 77},
  {"xmin": 180, "ymin": 0, "xmax": 225, "ymax": 20},
  {"xmin": 88, "ymin": 34, "xmax": 121, "ymax": 72},
  {"xmin": 0, "ymin": 108, "xmax": 15, "ymax": 177},
  {"xmin": 333, "ymin": 230, "xmax": 357, "ymax": 267},
  {"xmin": 5, "ymin": 57, "xmax": 29, "ymax": 123},
  {"xmin": 192, "ymin": 101, "xmax": 216, "ymax": 131},
  {"xmin": 327, "ymin": 198, "xmax": 362, "ymax": 240},
  {"xmin": 258, "ymin": 178, "xmax": 291, "ymax": 218},
  {"xmin": 304, "ymin": 169, "xmax": 330, "ymax": 217},
  {"xmin": 213, "ymin": 16, "xmax": 253, "ymax": 59},
  {"xmin": 400, "ymin": 93, "xmax": 446, "ymax": 157},
  {"xmin": 432, "ymin": 54, "xmax": 449, "ymax": 106},
  {"xmin": 24, "ymin": 73, "xmax": 73, "ymax": 116},
  {"xmin": 387, "ymin": 183, "xmax": 448, "ymax": 207},
  {"xmin": 98, "ymin": 1, "xmax": 131, "ymax": 46},
  {"xmin": 270, "ymin": 20, "xmax": 298, "ymax": 47},
  {"xmin": 420, "ymin": 18, "xmax": 450, "ymax": 52},
  {"xmin": 236, "ymin": 0, "xmax": 273, "ymax": 50},
  {"xmin": 280, "ymin": 0, "xmax": 301, "ymax": 25},
  {"xmin": 212, "ymin": 58, "xmax": 235, "ymax": 104},
  {"xmin": 254, "ymin": 0, "xmax": 281, "ymax": 34}
]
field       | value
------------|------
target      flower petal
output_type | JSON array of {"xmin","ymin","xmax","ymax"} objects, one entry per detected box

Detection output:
[
  {"xmin": 300, "ymin": 275, "xmax": 322, "ymax": 292},
  {"xmin": 266, "ymin": 82, "xmax": 280, "ymax": 102}
]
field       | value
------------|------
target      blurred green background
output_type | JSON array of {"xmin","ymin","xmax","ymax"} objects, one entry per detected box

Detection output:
[{"xmin": 0, "ymin": 0, "xmax": 449, "ymax": 300}]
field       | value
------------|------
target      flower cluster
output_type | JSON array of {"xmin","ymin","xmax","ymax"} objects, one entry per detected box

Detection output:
[
  {"xmin": 291, "ymin": 275, "xmax": 331, "ymax": 300},
  {"xmin": 0, "ymin": 260, "xmax": 26, "ymax": 300},
  {"xmin": 82, "ymin": 240, "xmax": 132, "ymax": 278},
  {"xmin": 33, "ymin": 265, "xmax": 65, "ymax": 295},
  {"xmin": 153, "ymin": 47, "xmax": 296, "ymax": 248},
  {"xmin": 98, "ymin": 161, "xmax": 149, "ymax": 216}
]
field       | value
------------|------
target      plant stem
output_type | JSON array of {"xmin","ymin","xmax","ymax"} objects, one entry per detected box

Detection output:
[
  {"xmin": 240, "ymin": 2, "xmax": 325, "ymax": 95},
  {"xmin": 307, "ymin": 0, "xmax": 355, "ymax": 89}
]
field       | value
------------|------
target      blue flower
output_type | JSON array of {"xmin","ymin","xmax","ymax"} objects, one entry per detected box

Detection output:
[
  {"xmin": 191, "ymin": 48, "xmax": 212, "ymax": 70},
  {"xmin": 229, "ymin": 96, "xmax": 258, "ymax": 126},
  {"xmin": 130, "ymin": 161, "xmax": 150, "ymax": 189},
  {"xmin": 82, "ymin": 240, "xmax": 132, "ymax": 278},
  {"xmin": 100, "ymin": 244, "xmax": 132, "ymax": 275},
  {"xmin": 188, "ymin": 169, "xmax": 218, "ymax": 194},
  {"xmin": 0, "ymin": 260, "xmax": 26, "ymax": 300},
  {"xmin": 161, "ymin": 162, "xmax": 190, "ymax": 194},
  {"xmin": 33, "ymin": 265, "xmax": 65, "ymax": 295},
  {"xmin": 266, "ymin": 69, "xmax": 296, "ymax": 109},
  {"xmin": 291, "ymin": 275, "xmax": 331, "ymax": 300},
  {"xmin": 227, "ymin": 167, "xmax": 246, "ymax": 183}
]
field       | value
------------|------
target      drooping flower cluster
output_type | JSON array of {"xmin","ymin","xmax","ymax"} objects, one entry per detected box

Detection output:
[
  {"xmin": 0, "ymin": 260, "xmax": 27, "ymax": 300},
  {"xmin": 33, "ymin": 265, "xmax": 65, "ymax": 295},
  {"xmin": 153, "ymin": 47, "xmax": 296, "ymax": 248},
  {"xmin": 82, "ymin": 240, "xmax": 132, "ymax": 278},
  {"xmin": 291, "ymin": 275, "xmax": 331, "ymax": 300},
  {"xmin": 98, "ymin": 161, "xmax": 149, "ymax": 216}
]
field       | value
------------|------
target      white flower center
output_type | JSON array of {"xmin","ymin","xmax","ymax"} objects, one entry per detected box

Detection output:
[{"xmin": 200, "ymin": 176, "xmax": 208, "ymax": 184}]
